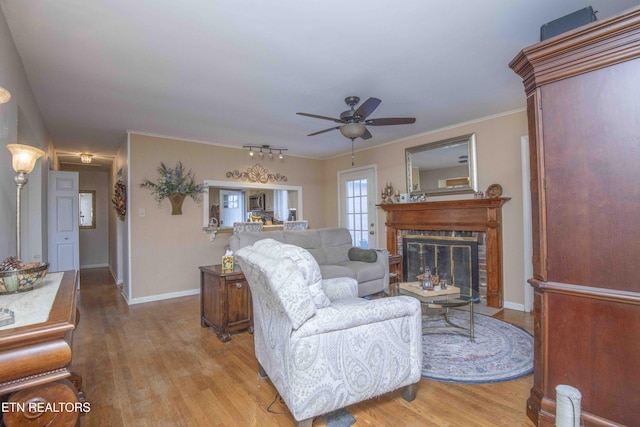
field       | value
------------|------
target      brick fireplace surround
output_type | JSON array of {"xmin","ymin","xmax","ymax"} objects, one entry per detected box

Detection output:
[{"xmin": 380, "ymin": 198, "xmax": 510, "ymax": 308}]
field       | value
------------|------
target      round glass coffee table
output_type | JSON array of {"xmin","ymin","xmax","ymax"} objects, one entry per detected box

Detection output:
[{"xmin": 398, "ymin": 282, "xmax": 479, "ymax": 342}]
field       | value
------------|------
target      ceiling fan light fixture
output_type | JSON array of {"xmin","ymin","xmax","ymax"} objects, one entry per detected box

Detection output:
[
  {"xmin": 299, "ymin": 96, "xmax": 415, "ymax": 142},
  {"xmin": 268, "ymin": 149, "xmax": 273, "ymax": 159},
  {"xmin": 80, "ymin": 153, "xmax": 93, "ymax": 164},
  {"xmin": 249, "ymin": 147, "xmax": 254, "ymax": 157},
  {"xmin": 279, "ymin": 150, "xmax": 284, "ymax": 160},
  {"xmin": 340, "ymin": 123, "xmax": 366, "ymax": 139}
]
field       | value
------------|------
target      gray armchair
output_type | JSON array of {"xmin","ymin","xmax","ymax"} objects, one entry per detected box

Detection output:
[{"xmin": 236, "ymin": 239, "xmax": 423, "ymax": 427}]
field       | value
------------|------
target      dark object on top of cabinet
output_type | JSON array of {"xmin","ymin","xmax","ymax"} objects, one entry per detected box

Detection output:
[{"xmin": 540, "ymin": 6, "xmax": 596, "ymax": 41}]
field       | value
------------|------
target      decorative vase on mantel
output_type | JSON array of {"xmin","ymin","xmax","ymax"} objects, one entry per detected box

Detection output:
[{"xmin": 168, "ymin": 193, "xmax": 186, "ymax": 215}]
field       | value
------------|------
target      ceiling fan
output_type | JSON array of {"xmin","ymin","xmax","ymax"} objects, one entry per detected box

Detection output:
[{"xmin": 297, "ymin": 96, "xmax": 416, "ymax": 140}]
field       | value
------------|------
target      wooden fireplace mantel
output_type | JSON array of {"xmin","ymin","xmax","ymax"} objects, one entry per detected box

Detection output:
[{"xmin": 380, "ymin": 197, "xmax": 510, "ymax": 308}]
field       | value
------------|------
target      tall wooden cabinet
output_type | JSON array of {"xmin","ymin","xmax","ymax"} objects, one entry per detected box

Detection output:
[{"xmin": 510, "ymin": 7, "xmax": 640, "ymax": 427}]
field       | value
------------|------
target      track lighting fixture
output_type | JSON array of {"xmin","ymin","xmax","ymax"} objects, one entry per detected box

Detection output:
[{"xmin": 243, "ymin": 144, "xmax": 288, "ymax": 160}]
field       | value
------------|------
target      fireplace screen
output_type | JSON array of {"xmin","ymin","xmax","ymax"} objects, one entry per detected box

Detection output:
[{"xmin": 402, "ymin": 235, "xmax": 479, "ymax": 296}]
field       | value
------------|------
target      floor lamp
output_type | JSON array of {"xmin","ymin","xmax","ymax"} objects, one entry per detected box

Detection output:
[{"xmin": 6, "ymin": 143, "xmax": 45, "ymax": 260}]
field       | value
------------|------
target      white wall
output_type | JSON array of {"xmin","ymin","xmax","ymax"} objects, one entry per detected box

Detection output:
[{"xmin": 0, "ymin": 7, "xmax": 51, "ymax": 262}]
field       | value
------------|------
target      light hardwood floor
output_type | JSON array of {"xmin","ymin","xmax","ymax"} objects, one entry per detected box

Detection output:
[{"xmin": 73, "ymin": 268, "xmax": 535, "ymax": 427}]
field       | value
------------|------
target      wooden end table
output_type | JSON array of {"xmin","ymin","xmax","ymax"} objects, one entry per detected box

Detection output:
[
  {"xmin": 388, "ymin": 254, "xmax": 402, "ymax": 295},
  {"xmin": 199, "ymin": 265, "xmax": 253, "ymax": 342}
]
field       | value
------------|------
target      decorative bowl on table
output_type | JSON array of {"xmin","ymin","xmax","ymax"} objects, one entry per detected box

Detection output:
[{"xmin": 0, "ymin": 262, "xmax": 50, "ymax": 294}]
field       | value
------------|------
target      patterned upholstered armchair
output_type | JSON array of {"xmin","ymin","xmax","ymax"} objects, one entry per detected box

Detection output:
[{"xmin": 236, "ymin": 239, "xmax": 423, "ymax": 427}]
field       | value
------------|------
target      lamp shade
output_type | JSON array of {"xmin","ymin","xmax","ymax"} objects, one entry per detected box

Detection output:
[
  {"xmin": 6, "ymin": 144, "xmax": 45, "ymax": 174},
  {"xmin": 80, "ymin": 153, "xmax": 93, "ymax": 164},
  {"xmin": 0, "ymin": 87, "xmax": 11, "ymax": 104},
  {"xmin": 340, "ymin": 123, "xmax": 366, "ymax": 139}
]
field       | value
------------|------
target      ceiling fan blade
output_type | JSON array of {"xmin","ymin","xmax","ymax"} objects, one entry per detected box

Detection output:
[
  {"xmin": 354, "ymin": 97, "xmax": 381, "ymax": 120},
  {"xmin": 297, "ymin": 112, "xmax": 343, "ymax": 123},
  {"xmin": 307, "ymin": 126, "xmax": 340, "ymax": 136},
  {"xmin": 360, "ymin": 128, "xmax": 373, "ymax": 140},
  {"xmin": 365, "ymin": 117, "xmax": 416, "ymax": 126}
]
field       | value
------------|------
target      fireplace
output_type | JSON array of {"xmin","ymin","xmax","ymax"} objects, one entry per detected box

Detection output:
[
  {"xmin": 402, "ymin": 233, "xmax": 483, "ymax": 302},
  {"xmin": 380, "ymin": 198, "xmax": 509, "ymax": 308}
]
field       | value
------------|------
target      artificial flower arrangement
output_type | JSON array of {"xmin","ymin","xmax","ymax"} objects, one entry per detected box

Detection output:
[{"xmin": 140, "ymin": 162, "xmax": 204, "ymax": 214}]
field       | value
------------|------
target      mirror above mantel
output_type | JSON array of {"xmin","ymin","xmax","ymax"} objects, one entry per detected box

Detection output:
[{"xmin": 406, "ymin": 133, "xmax": 478, "ymax": 196}]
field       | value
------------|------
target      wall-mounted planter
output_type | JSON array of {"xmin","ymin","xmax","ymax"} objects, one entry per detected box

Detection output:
[
  {"xmin": 169, "ymin": 193, "xmax": 186, "ymax": 215},
  {"xmin": 140, "ymin": 161, "xmax": 204, "ymax": 216}
]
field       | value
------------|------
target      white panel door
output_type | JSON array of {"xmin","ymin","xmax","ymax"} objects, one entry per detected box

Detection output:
[
  {"xmin": 219, "ymin": 190, "xmax": 245, "ymax": 227},
  {"xmin": 48, "ymin": 171, "xmax": 79, "ymax": 273}
]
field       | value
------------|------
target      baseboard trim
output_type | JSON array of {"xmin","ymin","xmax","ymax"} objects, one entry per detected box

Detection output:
[
  {"xmin": 503, "ymin": 300, "xmax": 526, "ymax": 312},
  {"xmin": 80, "ymin": 263, "xmax": 109, "ymax": 269},
  {"xmin": 127, "ymin": 288, "xmax": 200, "ymax": 305},
  {"xmin": 108, "ymin": 266, "xmax": 124, "ymax": 285}
]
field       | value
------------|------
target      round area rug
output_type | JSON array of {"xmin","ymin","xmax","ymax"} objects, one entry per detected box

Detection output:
[{"xmin": 421, "ymin": 310, "xmax": 533, "ymax": 383}]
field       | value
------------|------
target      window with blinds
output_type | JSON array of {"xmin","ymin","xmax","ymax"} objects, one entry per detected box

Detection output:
[{"xmin": 273, "ymin": 190, "xmax": 288, "ymax": 222}]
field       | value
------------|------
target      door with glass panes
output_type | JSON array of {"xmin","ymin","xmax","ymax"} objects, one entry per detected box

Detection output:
[
  {"xmin": 219, "ymin": 190, "xmax": 245, "ymax": 227},
  {"xmin": 338, "ymin": 166, "xmax": 377, "ymax": 248}
]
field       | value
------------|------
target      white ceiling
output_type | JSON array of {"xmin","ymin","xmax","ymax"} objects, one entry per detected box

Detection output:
[{"xmin": 3, "ymin": 0, "xmax": 639, "ymax": 164}]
